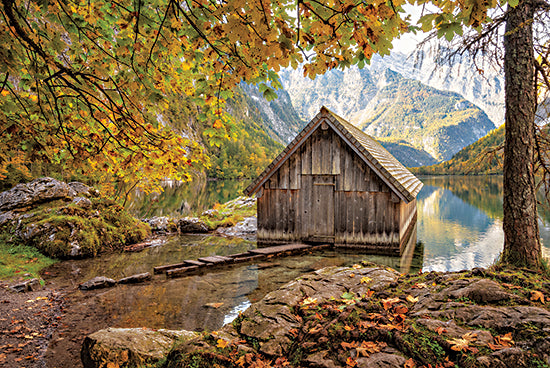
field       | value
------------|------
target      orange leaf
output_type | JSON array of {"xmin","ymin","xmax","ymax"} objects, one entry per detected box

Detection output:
[
  {"xmin": 494, "ymin": 332, "xmax": 514, "ymax": 347},
  {"xmin": 346, "ymin": 357, "xmax": 357, "ymax": 367},
  {"xmin": 217, "ymin": 338, "xmax": 229, "ymax": 348},
  {"xmin": 448, "ymin": 332, "xmax": 477, "ymax": 352},
  {"xmin": 341, "ymin": 341, "xmax": 359, "ymax": 350},
  {"xmin": 382, "ymin": 297, "xmax": 400, "ymax": 310},
  {"xmin": 404, "ymin": 357, "xmax": 416, "ymax": 368},
  {"xmin": 531, "ymin": 290, "xmax": 545, "ymax": 304},
  {"xmin": 344, "ymin": 325, "xmax": 355, "ymax": 331},
  {"xmin": 394, "ymin": 304, "xmax": 409, "ymax": 314},
  {"xmin": 435, "ymin": 326, "xmax": 447, "ymax": 335}
]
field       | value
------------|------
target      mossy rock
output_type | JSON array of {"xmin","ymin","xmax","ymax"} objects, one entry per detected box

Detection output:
[{"xmin": 0, "ymin": 179, "xmax": 150, "ymax": 259}]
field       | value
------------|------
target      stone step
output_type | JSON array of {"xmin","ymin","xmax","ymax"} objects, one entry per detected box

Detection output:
[{"xmin": 197, "ymin": 255, "xmax": 233, "ymax": 265}]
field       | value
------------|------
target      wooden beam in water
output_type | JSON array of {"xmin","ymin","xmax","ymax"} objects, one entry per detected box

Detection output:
[
  {"xmin": 166, "ymin": 265, "xmax": 200, "ymax": 278},
  {"xmin": 249, "ymin": 243, "xmax": 312, "ymax": 255}
]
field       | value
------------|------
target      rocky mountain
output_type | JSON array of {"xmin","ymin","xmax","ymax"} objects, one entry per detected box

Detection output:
[
  {"xmin": 237, "ymin": 83, "xmax": 305, "ymax": 144},
  {"xmin": 279, "ymin": 65, "xmax": 495, "ymax": 164},
  {"xmin": 412, "ymin": 125, "xmax": 504, "ymax": 175},
  {"xmin": 378, "ymin": 139, "xmax": 438, "ymax": 167},
  {"xmin": 205, "ymin": 84, "xmax": 306, "ymax": 179},
  {"xmin": 358, "ymin": 70, "xmax": 495, "ymax": 161},
  {"xmin": 368, "ymin": 49, "xmax": 505, "ymax": 126}
]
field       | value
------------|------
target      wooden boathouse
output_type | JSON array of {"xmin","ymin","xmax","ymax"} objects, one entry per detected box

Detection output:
[{"xmin": 244, "ymin": 107, "xmax": 423, "ymax": 255}]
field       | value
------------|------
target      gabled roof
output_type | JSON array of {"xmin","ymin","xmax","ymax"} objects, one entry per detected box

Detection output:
[{"xmin": 244, "ymin": 107, "xmax": 423, "ymax": 203}]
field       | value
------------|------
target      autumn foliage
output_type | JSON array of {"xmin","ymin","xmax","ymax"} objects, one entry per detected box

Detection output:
[{"xmin": 0, "ymin": 0, "xmax": 414, "ymax": 193}]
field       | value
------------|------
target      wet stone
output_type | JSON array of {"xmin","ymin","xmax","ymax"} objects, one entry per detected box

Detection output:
[
  {"xmin": 356, "ymin": 352, "xmax": 407, "ymax": 368},
  {"xmin": 178, "ymin": 217, "xmax": 209, "ymax": 233},
  {"xmin": 79, "ymin": 276, "xmax": 117, "ymax": 290},
  {"xmin": 9, "ymin": 278, "xmax": 41, "ymax": 293},
  {"xmin": 117, "ymin": 272, "xmax": 151, "ymax": 284},
  {"xmin": 81, "ymin": 327, "xmax": 198, "ymax": 368}
]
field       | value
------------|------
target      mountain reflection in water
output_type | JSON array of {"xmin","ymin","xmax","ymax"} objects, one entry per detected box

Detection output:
[
  {"xmin": 125, "ymin": 175, "xmax": 550, "ymax": 274},
  {"xmin": 417, "ymin": 175, "xmax": 550, "ymax": 272}
]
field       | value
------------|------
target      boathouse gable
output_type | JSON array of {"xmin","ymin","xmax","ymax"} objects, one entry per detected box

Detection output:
[{"xmin": 244, "ymin": 107, "xmax": 422, "ymax": 255}]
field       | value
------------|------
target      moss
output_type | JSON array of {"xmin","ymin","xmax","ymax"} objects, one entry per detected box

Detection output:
[
  {"xmin": 198, "ymin": 197, "xmax": 256, "ymax": 231},
  {"xmin": 0, "ymin": 232, "xmax": 56, "ymax": 281},
  {"xmin": 2, "ymin": 194, "xmax": 150, "ymax": 260}
]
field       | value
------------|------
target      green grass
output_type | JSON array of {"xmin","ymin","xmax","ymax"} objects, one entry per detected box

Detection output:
[
  {"xmin": 198, "ymin": 197, "xmax": 256, "ymax": 230},
  {"xmin": 0, "ymin": 234, "xmax": 56, "ymax": 281}
]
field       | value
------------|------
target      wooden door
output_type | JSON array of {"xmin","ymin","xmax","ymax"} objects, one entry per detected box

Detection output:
[{"xmin": 305, "ymin": 175, "xmax": 335, "ymax": 243}]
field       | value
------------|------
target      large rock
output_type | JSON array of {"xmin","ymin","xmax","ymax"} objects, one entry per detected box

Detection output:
[
  {"xmin": 81, "ymin": 327, "xmax": 198, "ymax": 368},
  {"xmin": 216, "ymin": 216, "xmax": 257, "ymax": 238},
  {"xmin": 441, "ymin": 279, "xmax": 519, "ymax": 304},
  {"xmin": 178, "ymin": 217, "xmax": 209, "ymax": 233},
  {"xmin": 141, "ymin": 216, "xmax": 177, "ymax": 233},
  {"xmin": 236, "ymin": 266, "xmax": 399, "ymax": 356},
  {"xmin": 0, "ymin": 178, "xmax": 150, "ymax": 258},
  {"xmin": 0, "ymin": 177, "xmax": 76, "ymax": 211}
]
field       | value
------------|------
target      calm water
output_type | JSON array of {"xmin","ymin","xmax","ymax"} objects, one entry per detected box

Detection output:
[
  {"xmin": 128, "ymin": 175, "xmax": 550, "ymax": 272},
  {"xmin": 418, "ymin": 175, "xmax": 550, "ymax": 272},
  {"xmin": 54, "ymin": 175, "xmax": 549, "ymax": 333}
]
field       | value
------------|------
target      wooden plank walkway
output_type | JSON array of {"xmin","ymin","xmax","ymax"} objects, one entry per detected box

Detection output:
[{"xmin": 153, "ymin": 242, "xmax": 332, "ymax": 279}]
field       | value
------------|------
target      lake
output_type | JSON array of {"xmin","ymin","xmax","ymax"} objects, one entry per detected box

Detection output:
[
  {"xmin": 46, "ymin": 175, "xmax": 549, "ymax": 337},
  {"xmin": 127, "ymin": 175, "xmax": 550, "ymax": 272}
]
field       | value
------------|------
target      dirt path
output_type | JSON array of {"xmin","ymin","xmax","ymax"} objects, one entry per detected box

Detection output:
[
  {"xmin": 0, "ymin": 269, "xmax": 118, "ymax": 368},
  {"xmin": 0, "ymin": 281, "xmax": 64, "ymax": 368}
]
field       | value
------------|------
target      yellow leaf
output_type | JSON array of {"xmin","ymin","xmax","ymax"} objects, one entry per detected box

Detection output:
[
  {"xmin": 301, "ymin": 297, "xmax": 318, "ymax": 306},
  {"xmin": 360, "ymin": 276, "xmax": 372, "ymax": 284},
  {"xmin": 406, "ymin": 295, "xmax": 418, "ymax": 303},
  {"xmin": 1, "ymin": 90, "xmax": 9, "ymax": 96},
  {"xmin": 217, "ymin": 338, "xmax": 229, "ymax": 348},
  {"xmin": 448, "ymin": 332, "xmax": 477, "ymax": 352}
]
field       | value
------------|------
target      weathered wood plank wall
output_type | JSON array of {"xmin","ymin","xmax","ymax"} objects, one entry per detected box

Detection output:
[{"xmin": 257, "ymin": 122, "xmax": 417, "ymax": 254}]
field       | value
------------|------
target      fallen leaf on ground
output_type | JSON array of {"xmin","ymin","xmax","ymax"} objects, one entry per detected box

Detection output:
[
  {"xmin": 346, "ymin": 356, "xmax": 357, "ymax": 367},
  {"xmin": 360, "ymin": 277, "xmax": 372, "ymax": 284},
  {"xmin": 489, "ymin": 332, "xmax": 515, "ymax": 350},
  {"xmin": 435, "ymin": 326, "xmax": 447, "ymax": 335},
  {"xmin": 301, "ymin": 297, "xmax": 317, "ymax": 307},
  {"xmin": 393, "ymin": 304, "xmax": 408, "ymax": 314},
  {"xmin": 341, "ymin": 341, "xmax": 358, "ymax": 350},
  {"xmin": 382, "ymin": 297, "xmax": 401, "ymax": 310},
  {"xmin": 449, "ymin": 332, "xmax": 477, "ymax": 352},
  {"xmin": 531, "ymin": 290, "xmax": 545, "ymax": 304},
  {"xmin": 412, "ymin": 283, "xmax": 428, "ymax": 289},
  {"xmin": 406, "ymin": 295, "xmax": 418, "ymax": 303},
  {"xmin": 404, "ymin": 358, "xmax": 416, "ymax": 368},
  {"xmin": 205, "ymin": 302, "xmax": 224, "ymax": 308},
  {"xmin": 217, "ymin": 339, "xmax": 229, "ymax": 348}
]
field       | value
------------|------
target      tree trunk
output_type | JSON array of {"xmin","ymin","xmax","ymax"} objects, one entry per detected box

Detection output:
[{"xmin": 502, "ymin": 0, "xmax": 542, "ymax": 269}]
